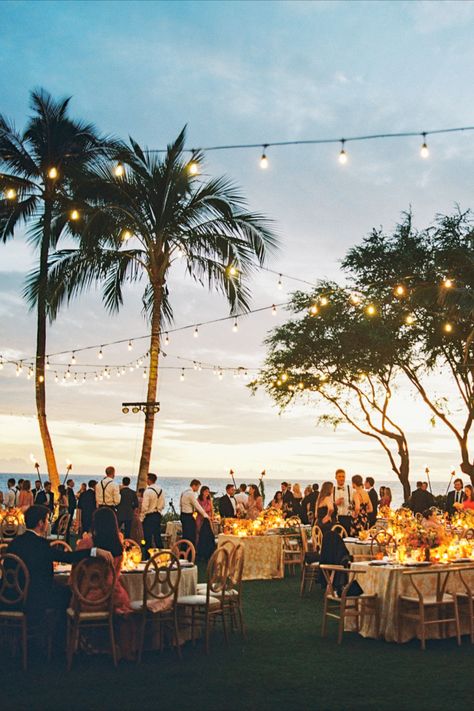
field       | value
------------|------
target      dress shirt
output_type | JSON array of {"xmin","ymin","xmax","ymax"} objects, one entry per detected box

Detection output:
[
  {"xmin": 95, "ymin": 476, "xmax": 121, "ymax": 507},
  {"xmin": 140, "ymin": 484, "xmax": 165, "ymax": 521},
  {"xmin": 180, "ymin": 488, "xmax": 208, "ymax": 517},
  {"xmin": 454, "ymin": 490, "xmax": 463, "ymax": 504},
  {"xmin": 234, "ymin": 491, "xmax": 249, "ymax": 513},
  {"xmin": 5, "ymin": 488, "xmax": 16, "ymax": 508},
  {"xmin": 334, "ymin": 484, "xmax": 351, "ymax": 516}
]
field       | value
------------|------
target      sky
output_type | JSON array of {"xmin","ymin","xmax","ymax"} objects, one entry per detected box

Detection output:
[{"xmin": 1, "ymin": 0, "xmax": 474, "ymax": 484}]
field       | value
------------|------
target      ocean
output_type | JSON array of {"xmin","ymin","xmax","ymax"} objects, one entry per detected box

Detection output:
[{"xmin": 0, "ymin": 473, "xmax": 455, "ymax": 510}]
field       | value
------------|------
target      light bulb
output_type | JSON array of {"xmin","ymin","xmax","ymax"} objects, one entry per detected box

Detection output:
[
  {"xmin": 309, "ymin": 304, "xmax": 318, "ymax": 316},
  {"xmin": 94, "ymin": 374, "xmax": 98, "ymax": 381},
  {"xmin": 66, "ymin": 369, "xmax": 71, "ymax": 379},
  {"xmin": 70, "ymin": 209, "xmax": 79, "ymax": 221},
  {"xmin": 420, "ymin": 133, "xmax": 429, "ymax": 158},
  {"xmin": 233, "ymin": 319, "xmax": 238, "ymax": 333},
  {"xmin": 194, "ymin": 327, "xmax": 199, "ymax": 338},
  {"xmin": 46, "ymin": 357, "xmax": 50, "ymax": 370},
  {"xmin": 0, "ymin": 357, "xmax": 3, "ymax": 370},
  {"xmin": 278, "ymin": 274, "xmax": 282, "ymax": 290},
  {"xmin": 218, "ymin": 370, "xmax": 223, "ymax": 380},
  {"xmin": 71, "ymin": 352, "xmax": 76, "ymax": 364},
  {"xmin": 443, "ymin": 278, "xmax": 453, "ymax": 288},
  {"xmin": 82, "ymin": 374, "xmax": 86, "ymax": 383},
  {"xmin": 272, "ymin": 304, "xmax": 277, "ymax": 316},
  {"xmin": 48, "ymin": 167, "xmax": 58, "ymax": 179},
  {"xmin": 98, "ymin": 348, "xmax": 103, "ymax": 359},
  {"xmin": 121, "ymin": 367, "xmax": 126, "ymax": 375},
  {"xmin": 349, "ymin": 293, "xmax": 360, "ymax": 305},
  {"xmin": 114, "ymin": 163, "xmax": 124, "ymax": 177},
  {"xmin": 143, "ymin": 368, "xmax": 147, "ymax": 379},
  {"xmin": 405, "ymin": 314, "xmax": 415, "ymax": 325},
  {"xmin": 395, "ymin": 285, "xmax": 405, "ymax": 297},
  {"xmin": 260, "ymin": 148, "xmax": 269, "ymax": 170},
  {"xmin": 188, "ymin": 160, "xmax": 199, "ymax": 176},
  {"xmin": 338, "ymin": 140, "xmax": 347, "ymax": 164},
  {"xmin": 55, "ymin": 373, "xmax": 59, "ymax": 383},
  {"xmin": 228, "ymin": 265, "xmax": 238, "ymax": 277},
  {"xmin": 38, "ymin": 374, "xmax": 44, "ymax": 383},
  {"xmin": 5, "ymin": 188, "xmax": 17, "ymax": 200},
  {"xmin": 121, "ymin": 230, "xmax": 132, "ymax": 242},
  {"xmin": 320, "ymin": 296, "xmax": 328, "ymax": 306},
  {"xmin": 128, "ymin": 340, "xmax": 133, "ymax": 351},
  {"xmin": 180, "ymin": 369, "xmax": 185, "ymax": 382},
  {"xmin": 164, "ymin": 333, "xmax": 170, "ymax": 346},
  {"xmin": 366, "ymin": 304, "xmax": 376, "ymax": 316},
  {"xmin": 281, "ymin": 373, "xmax": 288, "ymax": 382},
  {"xmin": 129, "ymin": 365, "xmax": 134, "ymax": 372},
  {"xmin": 443, "ymin": 322, "xmax": 453, "ymax": 333}
]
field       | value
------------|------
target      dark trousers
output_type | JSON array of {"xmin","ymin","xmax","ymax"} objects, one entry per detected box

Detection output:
[
  {"xmin": 120, "ymin": 519, "xmax": 132, "ymax": 539},
  {"xmin": 337, "ymin": 515, "xmax": 352, "ymax": 536},
  {"xmin": 180, "ymin": 512, "xmax": 196, "ymax": 548},
  {"xmin": 143, "ymin": 512, "xmax": 163, "ymax": 557}
]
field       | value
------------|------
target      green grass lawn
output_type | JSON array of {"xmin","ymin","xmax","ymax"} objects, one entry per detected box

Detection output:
[{"xmin": 4, "ymin": 572, "xmax": 474, "ymax": 711}]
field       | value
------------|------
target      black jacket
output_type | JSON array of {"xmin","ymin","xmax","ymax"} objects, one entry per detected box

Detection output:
[
  {"xmin": 77, "ymin": 489, "xmax": 97, "ymax": 531},
  {"xmin": 446, "ymin": 489, "xmax": 466, "ymax": 516},
  {"xmin": 6, "ymin": 531, "xmax": 90, "ymax": 615},
  {"xmin": 116, "ymin": 487, "xmax": 138, "ymax": 522},
  {"xmin": 219, "ymin": 494, "xmax": 237, "ymax": 518},
  {"xmin": 409, "ymin": 488, "xmax": 435, "ymax": 514},
  {"xmin": 282, "ymin": 489, "xmax": 295, "ymax": 515},
  {"xmin": 67, "ymin": 487, "xmax": 76, "ymax": 514},
  {"xmin": 367, "ymin": 488, "xmax": 378, "ymax": 523},
  {"xmin": 35, "ymin": 490, "xmax": 55, "ymax": 513}
]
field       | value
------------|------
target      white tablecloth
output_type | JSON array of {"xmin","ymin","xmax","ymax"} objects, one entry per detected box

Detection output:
[
  {"xmin": 218, "ymin": 534, "xmax": 283, "ymax": 580},
  {"xmin": 165, "ymin": 521, "xmax": 182, "ymax": 547}
]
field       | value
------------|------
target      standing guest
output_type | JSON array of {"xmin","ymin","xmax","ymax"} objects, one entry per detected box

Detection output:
[
  {"xmin": 16, "ymin": 479, "xmax": 24, "ymax": 506},
  {"xmin": 96, "ymin": 466, "xmax": 121, "ymax": 510},
  {"xmin": 301, "ymin": 484, "xmax": 319, "ymax": 525},
  {"xmin": 36, "ymin": 481, "xmax": 55, "ymax": 515},
  {"xmin": 300, "ymin": 486, "xmax": 313, "ymax": 525},
  {"xmin": 17, "ymin": 480, "xmax": 34, "ymax": 512},
  {"xmin": 350, "ymin": 475, "xmax": 373, "ymax": 536},
  {"xmin": 333, "ymin": 469, "xmax": 352, "ymax": 536},
  {"xmin": 281, "ymin": 482, "xmax": 295, "ymax": 517},
  {"xmin": 292, "ymin": 483, "xmax": 303, "ymax": 518},
  {"xmin": 196, "ymin": 486, "xmax": 215, "ymax": 561},
  {"xmin": 56, "ymin": 485, "xmax": 69, "ymax": 516},
  {"xmin": 77, "ymin": 480, "xmax": 97, "ymax": 533},
  {"xmin": 219, "ymin": 484, "xmax": 238, "ymax": 518},
  {"xmin": 447, "ymin": 478, "xmax": 466, "ymax": 516},
  {"xmin": 234, "ymin": 484, "xmax": 249, "ymax": 516},
  {"xmin": 140, "ymin": 473, "xmax": 165, "ymax": 556},
  {"xmin": 5, "ymin": 478, "xmax": 16, "ymax": 508},
  {"xmin": 5, "ymin": 505, "xmax": 113, "ymax": 619},
  {"xmin": 32, "ymin": 480, "xmax": 43, "ymax": 502},
  {"xmin": 271, "ymin": 491, "xmax": 284, "ymax": 511},
  {"xmin": 454, "ymin": 484, "xmax": 474, "ymax": 511},
  {"xmin": 76, "ymin": 483, "xmax": 87, "ymax": 501},
  {"xmin": 380, "ymin": 486, "xmax": 392, "ymax": 508},
  {"xmin": 364, "ymin": 477, "xmax": 379, "ymax": 526},
  {"xmin": 247, "ymin": 484, "xmax": 264, "ymax": 520},
  {"xmin": 315, "ymin": 482, "xmax": 336, "ymax": 533},
  {"xmin": 421, "ymin": 482, "xmax": 435, "ymax": 507},
  {"xmin": 408, "ymin": 481, "xmax": 433, "ymax": 514},
  {"xmin": 117, "ymin": 477, "xmax": 138, "ymax": 538},
  {"xmin": 66, "ymin": 479, "xmax": 76, "ymax": 518},
  {"xmin": 180, "ymin": 479, "xmax": 209, "ymax": 548},
  {"xmin": 130, "ymin": 488, "xmax": 145, "ymax": 543},
  {"xmin": 379, "ymin": 486, "xmax": 386, "ymax": 502}
]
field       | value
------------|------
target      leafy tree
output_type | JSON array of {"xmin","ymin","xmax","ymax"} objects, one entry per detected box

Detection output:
[
  {"xmin": 0, "ymin": 89, "xmax": 116, "ymax": 489},
  {"xmin": 47, "ymin": 130, "xmax": 277, "ymax": 489}
]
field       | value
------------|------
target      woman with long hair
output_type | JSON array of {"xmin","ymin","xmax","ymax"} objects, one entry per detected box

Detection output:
[
  {"xmin": 247, "ymin": 484, "xmax": 264, "ymax": 520},
  {"xmin": 292, "ymin": 483, "xmax": 303, "ymax": 518},
  {"xmin": 17, "ymin": 480, "xmax": 34, "ymax": 512},
  {"xmin": 315, "ymin": 482, "xmax": 336, "ymax": 533},
  {"xmin": 270, "ymin": 491, "xmax": 283, "ymax": 511},
  {"xmin": 454, "ymin": 484, "xmax": 474, "ymax": 511},
  {"xmin": 380, "ymin": 486, "xmax": 392, "ymax": 508},
  {"xmin": 350, "ymin": 475, "xmax": 373, "ymax": 535},
  {"xmin": 196, "ymin": 486, "xmax": 215, "ymax": 561}
]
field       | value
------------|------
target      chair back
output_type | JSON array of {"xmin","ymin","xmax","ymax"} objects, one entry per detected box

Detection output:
[
  {"xmin": 171, "ymin": 538, "xmax": 196, "ymax": 564},
  {"xmin": 331, "ymin": 524, "xmax": 348, "ymax": 539},
  {"xmin": 320, "ymin": 563, "xmax": 363, "ymax": 599},
  {"xmin": 70, "ymin": 558, "xmax": 116, "ymax": 614},
  {"xmin": 402, "ymin": 566, "xmax": 459, "ymax": 602},
  {"xmin": 228, "ymin": 542, "xmax": 245, "ymax": 590},
  {"xmin": 0, "ymin": 543, "xmax": 9, "ymax": 557},
  {"xmin": 0, "ymin": 553, "xmax": 29, "ymax": 609},
  {"xmin": 206, "ymin": 547, "xmax": 229, "ymax": 602},
  {"xmin": 370, "ymin": 530, "xmax": 395, "ymax": 556},
  {"xmin": 0, "ymin": 514, "xmax": 20, "ymax": 540},
  {"xmin": 311, "ymin": 524, "xmax": 323, "ymax": 553},
  {"xmin": 123, "ymin": 538, "xmax": 142, "ymax": 563},
  {"xmin": 56, "ymin": 513, "xmax": 70, "ymax": 539},
  {"xmin": 50, "ymin": 540, "xmax": 72, "ymax": 553},
  {"xmin": 143, "ymin": 551, "xmax": 181, "ymax": 606}
]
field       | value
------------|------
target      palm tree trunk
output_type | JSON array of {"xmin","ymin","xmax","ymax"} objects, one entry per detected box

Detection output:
[
  {"xmin": 137, "ymin": 285, "xmax": 162, "ymax": 490},
  {"xmin": 35, "ymin": 202, "xmax": 59, "ymax": 492}
]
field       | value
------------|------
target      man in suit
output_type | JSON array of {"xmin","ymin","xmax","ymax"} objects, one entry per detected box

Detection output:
[
  {"xmin": 219, "ymin": 484, "xmax": 237, "ymax": 518},
  {"xmin": 281, "ymin": 482, "xmax": 295, "ymax": 518},
  {"xmin": 32, "ymin": 480, "xmax": 43, "ymax": 502},
  {"xmin": 117, "ymin": 477, "xmax": 138, "ymax": 538},
  {"xmin": 35, "ymin": 481, "xmax": 55, "ymax": 515},
  {"xmin": 77, "ymin": 480, "xmax": 97, "ymax": 533},
  {"xmin": 364, "ymin": 477, "xmax": 379, "ymax": 527},
  {"xmin": 408, "ymin": 481, "xmax": 434, "ymax": 514},
  {"xmin": 5, "ymin": 505, "xmax": 113, "ymax": 618},
  {"xmin": 65, "ymin": 478, "xmax": 77, "ymax": 542},
  {"xmin": 334, "ymin": 469, "xmax": 352, "ymax": 535},
  {"xmin": 446, "ymin": 478, "xmax": 465, "ymax": 517}
]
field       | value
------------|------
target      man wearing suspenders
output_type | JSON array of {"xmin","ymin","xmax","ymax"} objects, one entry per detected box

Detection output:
[
  {"xmin": 140, "ymin": 473, "xmax": 165, "ymax": 557},
  {"xmin": 96, "ymin": 466, "xmax": 121, "ymax": 511}
]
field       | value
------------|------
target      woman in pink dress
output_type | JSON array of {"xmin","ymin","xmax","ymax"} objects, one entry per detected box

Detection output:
[
  {"xmin": 247, "ymin": 484, "xmax": 263, "ymax": 520},
  {"xmin": 18, "ymin": 480, "xmax": 34, "ymax": 512}
]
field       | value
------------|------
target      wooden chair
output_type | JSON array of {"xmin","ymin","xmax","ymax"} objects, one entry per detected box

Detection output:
[
  {"xmin": 320, "ymin": 564, "xmax": 379, "ymax": 644},
  {"xmin": 123, "ymin": 539, "xmax": 142, "ymax": 563},
  {"xmin": 134, "ymin": 551, "xmax": 182, "ymax": 663},
  {"xmin": 171, "ymin": 538, "xmax": 196, "ymax": 564},
  {"xmin": 49, "ymin": 513, "xmax": 70, "ymax": 541},
  {"xmin": 370, "ymin": 531, "xmax": 395, "ymax": 557},
  {"xmin": 0, "ymin": 543, "xmax": 9, "ymax": 557},
  {"xmin": 331, "ymin": 524, "xmax": 348, "ymax": 539},
  {"xmin": 177, "ymin": 547, "xmax": 229, "ymax": 654},
  {"xmin": 50, "ymin": 540, "xmax": 72, "ymax": 553},
  {"xmin": 453, "ymin": 565, "xmax": 474, "ymax": 643},
  {"xmin": 199, "ymin": 543, "xmax": 245, "ymax": 637},
  {"xmin": 282, "ymin": 519, "xmax": 304, "ymax": 576},
  {"xmin": 0, "ymin": 554, "xmax": 30, "ymax": 669},
  {"xmin": 398, "ymin": 567, "xmax": 462, "ymax": 650},
  {"xmin": 300, "ymin": 525, "xmax": 322, "ymax": 596},
  {"xmin": 66, "ymin": 558, "xmax": 117, "ymax": 669},
  {"xmin": 0, "ymin": 514, "xmax": 20, "ymax": 542}
]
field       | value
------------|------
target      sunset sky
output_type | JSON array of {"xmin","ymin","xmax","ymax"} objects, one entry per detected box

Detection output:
[{"xmin": 1, "ymin": 0, "xmax": 474, "ymax": 482}]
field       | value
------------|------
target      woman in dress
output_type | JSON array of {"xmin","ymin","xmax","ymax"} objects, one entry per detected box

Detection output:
[
  {"xmin": 454, "ymin": 484, "xmax": 474, "ymax": 511},
  {"xmin": 379, "ymin": 486, "xmax": 386, "ymax": 502},
  {"xmin": 17, "ymin": 480, "xmax": 34, "ymax": 512},
  {"xmin": 315, "ymin": 481, "xmax": 336, "ymax": 533},
  {"xmin": 292, "ymin": 483, "xmax": 303, "ymax": 518},
  {"xmin": 130, "ymin": 488, "xmax": 145, "ymax": 543},
  {"xmin": 270, "ymin": 491, "xmax": 283, "ymax": 511},
  {"xmin": 350, "ymin": 475, "xmax": 373, "ymax": 535},
  {"xmin": 247, "ymin": 484, "xmax": 263, "ymax": 520},
  {"xmin": 379, "ymin": 486, "xmax": 392, "ymax": 508},
  {"xmin": 196, "ymin": 486, "xmax": 215, "ymax": 561}
]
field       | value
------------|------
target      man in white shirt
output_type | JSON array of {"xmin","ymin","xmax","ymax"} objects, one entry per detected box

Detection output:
[
  {"xmin": 140, "ymin": 473, "xmax": 165, "ymax": 556},
  {"xmin": 180, "ymin": 478, "xmax": 209, "ymax": 547},
  {"xmin": 234, "ymin": 484, "xmax": 249, "ymax": 516},
  {"xmin": 95, "ymin": 466, "xmax": 121, "ymax": 511},
  {"xmin": 334, "ymin": 468, "xmax": 352, "ymax": 535},
  {"xmin": 5, "ymin": 478, "xmax": 16, "ymax": 508}
]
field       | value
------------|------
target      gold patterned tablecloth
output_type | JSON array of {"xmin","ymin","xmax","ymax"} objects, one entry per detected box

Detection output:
[
  {"xmin": 344, "ymin": 539, "xmax": 374, "ymax": 561},
  {"xmin": 218, "ymin": 534, "xmax": 283, "ymax": 580},
  {"xmin": 349, "ymin": 562, "xmax": 474, "ymax": 643}
]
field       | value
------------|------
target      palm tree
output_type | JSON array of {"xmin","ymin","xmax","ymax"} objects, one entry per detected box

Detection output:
[
  {"xmin": 48, "ymin": 129, "xmax": 278, "ymax": 489},
  {"xmin": 0, "ymin": 88, "xmax": 117, "ymax": 490}
]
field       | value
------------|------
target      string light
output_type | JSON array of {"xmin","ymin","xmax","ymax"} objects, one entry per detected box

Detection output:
[
  {"xmin": 320, "ymin": 296, "xmax": 329, "ymax": 306},
  {"xmin": 260, "ymin": 145, "xmax": 269, "ymax": 169},
  {"xmin": 366, "ymin": 304, "xmax": 376, "ymax": 316},
  {"xmin": 394, "ymin": 285, "xmax": 406, "ymax": 297},
  {"xmin": 128, "ymin": 340, "xmax": 133, "ymax": 351},
  {"xmin": 38, "ymin": 374, "xmax": 44, "ymax": 383},
  {"xmin": 277, "ymin": 274, "xmax": 282, "ymax": 290},
  {"xmin": 194, "ymin": 327, "xmax": 199, "ymax": 338},
  {"xmin": 218, "ymin": 369, "xmax": 223, "ymax": 380},
  {"xmin": 46, "ymin": 357, "xmax": 50, "ymax": 370},
  {"xmin": 71, "ymin": 352, "xmax": 76, "ymax": 365},
  {"xmin": 281, "ymin": 373, "xmax": 288, "ymax": 382},
  {"xmin": 55, "ymin": 373, "xmax": 59, "ymax": 383},
  {"xmin": 114, "ymin": 162, "xmax": 124, "ymax": 177},
  {"xmin": 405, "ymin": 314, "xmax": 415, "ymax": 325},
  {"xmin": 420, "ymin": 133, "xmax": 429, "ymax": 158},
  {"xmin": 188, "ymin": 158, "xmax": 200, "ymax": 175},
  {"xmin": 82, "ymin": 373, "xmax": 86, "ymax": 383},
  {"xmin": 65, "ymin": 368, "xmax": 71, "ymax": 379},
  {"xmin": 180, "ymin": 368, "xmax": 185, "ymax": 382},
  {"xmin": 349, "ymin": 293, "xmax": 361, "ymax": 305},
  {"xmin": 272, "ymin": 304, "xmax": 277, "ymax": 316},
  {"xmin": 5, "ymin": 188, "xmax": 17, "ymax": 200},
  {"xmin": 47, "ymin": 167, "xmax": 58, "ymax": 179},
  {"xmin": 443, "ymin": 278, "xmax": 453, "ymax": 288},
  {"xmin": 121, "ymin": 230, "xmax": 132, "ymax": 242},
  {"xmin": 164, "ymin": 333, "xmax": 170, "ymax": 346},
  {"xmin": 309, "ymin": 304, "xmax": 318, "ymax": 316},
  {"xmin": 233, "ymin": 318, "xmax": 238, "ymax": 333},
  {"xmin": 70, "ymin": 209, "xmax": 80, "ymax": 221},
  {"xmin": 0, "ymin": 356, "xmax": 3, "ymax": 370},
  {"xmin": 443, "ymin": 322, "xmax": 453, "ymax": 333},
  {"xmin": 98, "ymin": 347, "xmax": 103, "ymax": 359},
  {"xmin": 338, "ymin": 139, "xmax": 347, "ymax": 165},
  {"xmin": 227, "ymin": 265, "xmax": 238, "ymax": 277},
  {"xmin": 143, "ymin": 368, "xmax": 147, "ymax": 379}
]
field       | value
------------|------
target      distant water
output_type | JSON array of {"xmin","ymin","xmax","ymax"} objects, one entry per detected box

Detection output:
[{"xmin": 0, "ymin": 473, "xmax": 454, "ymax": 510}]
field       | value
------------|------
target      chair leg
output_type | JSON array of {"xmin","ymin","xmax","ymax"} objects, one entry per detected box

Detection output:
[
  {"xmin": 321, "ymin": 596, "xmax": 328, "ymax": 637},
  {"xmin": 204, "ymin": 611, "xmax": 210, "ymax": 655},
  {"xmin": 419, "ymin": 603, "xmax": 426, "ymax": 651},
  {"xmin": 237, "ymin": 601, "xmax": 246, "ymax": 638},
  {"xmin": 337, "ymin": 602, "xmax": 345, "ymax": 644},
  {"xmin": 136, "ymin": 614, "xmax": 146, "ymax": 664},
  {"xmin": 221, "ymin": 607, "xmax": 228, "ymax": 645},
  {"xmin": 21, "ymin": 619, "xmax": 28, "ymax": 671},
  {"xmin": 173, "ymin": 611, "xmax": 182, "ymax": 660},
  {"xmin": 300, "ymin": 568, "xmax": 306, "ymax": 597},
  {"xmin": 191, "ymin": 606, "xmax": 196, "ymax": 646},
  {"xmin": 109, "ymin": 618, "xmax": 118, "ymax": 667},
  {"xmin": 453, "ymin": 598, "xmax": 462, "ymax": 646}
]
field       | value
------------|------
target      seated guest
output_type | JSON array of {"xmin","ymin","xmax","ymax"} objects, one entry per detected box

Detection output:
[
  {"xmin": 292, "ymin": 483, "xmax": 303, "ymax": 518},
  {"xmin": 454, "ymin": 484, "xmax": 474, "ymax": 511},
  {"xmin": 350, "ymin": 475, "xmax": 373, "ymax": 536},
  {"xmin": 446, "ymin": 478, "xmax": 465, "ymax": 516},
  {"xmin": 247, "ymin": 484, "xmax": 263, "ymax": 520},
  {"xmin": 380, "ymin": 486, "xmax": 392, "ymax": 508},
  {"xmin": 408, "ymin": 481, "xmax": 433, "ymax": 514},
  {"xmin": 6, "ymin": 505, "xmax": 112, "ymax": 618},
  {"xmin": 35, "ymin": 481, "xmax": 55, "ymax": 514},
  {"xmin": 270, "ymin": 491, "xmax": 283, "ymax": 511},
  {"xmin": 422, "ymin": 509, "xmax": 444, "ymax": 532},
  {"xmin": 18, "ymin": 480, "xmax": 34, "ymax": 512},
  {"xmin": 219, "ymin": 484, "xmax": 237, "ymax": 518},
  {"xmin": 364, "ymin": 477, "xmax": 379, "ymax": 526},
  {"xmin": 316, "ymin": 482, "xmax": 336, "ymax": 533},
  {"xmin": 196, "ymin": 486, "xmax": 215, "ymax": 562}
]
